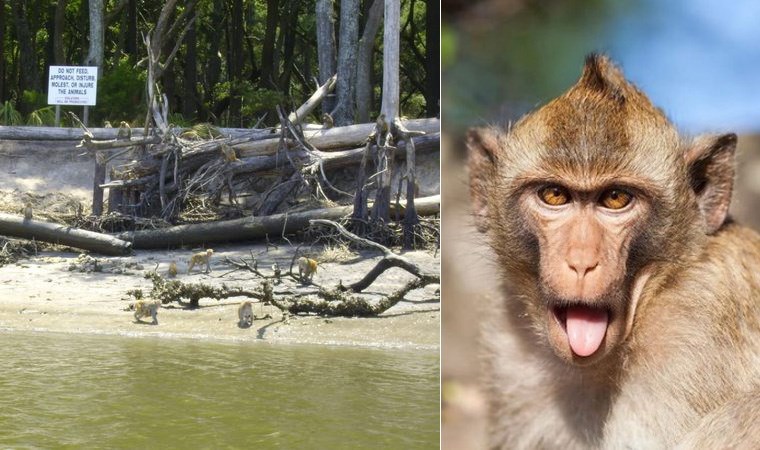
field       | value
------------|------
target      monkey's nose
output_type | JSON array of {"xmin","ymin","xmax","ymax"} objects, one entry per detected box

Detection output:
[{"xmin": 567, "ymin": 259, "xmax": 599, "ymax": 279}]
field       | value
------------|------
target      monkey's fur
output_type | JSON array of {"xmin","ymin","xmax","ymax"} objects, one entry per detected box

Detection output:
[
  {"xmin": 297, "ymin": 257, "xmax": 318, "ymax": 283},
  {"xmin": 167, "ymin": 261, "xmax": 178, "ymax": 278},
  {"xmin": 22, "ymin": 202, "xmax": 33, "ymax": 221},
  {"xmin": 187, "ymin": 249, "xmax": 214, "ymax": 273},
  {"xmin": 238, "ymin": 301, "xmax": 253, "ymax": 327},
  {"xmin": 133, "ymin": 300, "xmax": 160, "ymax": 325},
  {"xmin": 467, "ymin": 54, "xmax": 760, "ymax": 448}
]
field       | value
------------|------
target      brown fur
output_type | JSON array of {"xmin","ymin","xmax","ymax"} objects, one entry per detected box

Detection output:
[
  {"xmin": 467, "ymin": 54, "xmax": 760, "ymax": 448},
  {"xmin": 188, "ymin": 249, "xmax": 214, "ymax": 273}
]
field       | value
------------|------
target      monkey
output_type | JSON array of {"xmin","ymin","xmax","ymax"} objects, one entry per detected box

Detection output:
[
  {"xmin": 103, "ymin": 120, "xmax": 112, "ymax": 128},
  {"xmin": 297, "ymin": 257, "xmax": 318, "ymax": 283},
  {"xmin": 116, "ymin": 121, "xmax": 131, "ymax": 140},
  {"xmin": 321, "ymin": 113, "xmax": 334, "ymax": 129},
  {"xmin": 187, "ymin": 249, "xmax": 214, "ymax": 273},
  {"xmin": 167, "ymin": 261, "xmax": 178, "ymax": 278},
  {"xmin": 133, "ymin": 300, "xmax": 160, "ymax": 325},
  {"xmin": 22, "ymin": 202, "xmax": 33, "ymax": 221},
  {"xmin": 238, "ymin": 301, "xmax": 253, "ymax": 327},
  {"xmin": 466, "ymin": 54, "xmax": 760, "ymax": 449},
  {"xmin": 221, "ymin": 143, "xmax": 239, "ymax": 162}
]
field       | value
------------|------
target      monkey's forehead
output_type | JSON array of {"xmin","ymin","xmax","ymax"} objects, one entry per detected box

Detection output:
[{"xmin": 500, "ymin": 111, "xmax": 682, "ymax": 189}]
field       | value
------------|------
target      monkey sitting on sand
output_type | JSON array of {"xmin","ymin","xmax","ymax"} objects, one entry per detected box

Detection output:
[
  {"xmin": 167, "ymin": 261, "xmax": 178, "ymax": 278},
  {"xmin": 133, "ymin": 300, "xmax": 160, "ymax": 325},
  {"xmin": 22, "ymin": 202, "xmax": 33, "ymax": 221},
  {"xmin": 297, "ymin": 257, "xmax": 318, "ymax": 283},
  {"xmin": 238, "ymin": 301, "xmax": 253, "ymax": 327},
  {"xmin": 187, "ymin": 249, "xmax": 214, "ymax": 273}
]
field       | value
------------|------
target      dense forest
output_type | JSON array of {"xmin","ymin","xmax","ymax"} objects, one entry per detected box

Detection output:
[{"xmin": 0, "ymin": 0, "xmax": 439, "ymax": 127}]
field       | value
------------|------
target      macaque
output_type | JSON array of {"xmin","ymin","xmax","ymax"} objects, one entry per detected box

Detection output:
[
  {"xmin": 116, "ymin": 121, "xmax": 131, "ymax": 140},
  {"xmin": 221, "ymin": 143, "xmax": 239, "ymax": 162},
  {"xmin": 238, "ymin": 301, "xmax": 253, "ymax": 327},
  {"xmin": 187, "ymin": 249, "xmax": 214, "ymax": 273},
  {"xmin": 321, "ymin": 113, "xmax": 334, "ymax": 129},
  {"xmin": 167, "ymin": 261, "xmax": 178, "ymax": 278},
  {"xmin": 133, "ymin": 300, "xmax": 160, "ymax": 325},
  {"xmin": 22, "ymin": 202, "xmax": 33, "ymax": 221},
  {"xmin": 297, "ymin": 257, "xmax": 318, "ymax": 283},
  {"xmin": 466, "ymin": 54, "xmax": 760, "ymax": 448}
]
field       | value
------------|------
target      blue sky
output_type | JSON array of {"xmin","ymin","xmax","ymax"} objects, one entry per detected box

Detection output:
[{"xmin": 611, "ymin": 0, "xmax": 760, "ymax": 133}]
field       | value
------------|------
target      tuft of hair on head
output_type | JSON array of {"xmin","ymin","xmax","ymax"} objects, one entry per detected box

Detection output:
[{"xmin": 577, "ymin": 53, "xmax": 627, "ymax": 105}]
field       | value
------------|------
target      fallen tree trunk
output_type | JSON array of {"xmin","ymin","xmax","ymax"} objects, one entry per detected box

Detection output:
[
  {"xmin": 0, "ymin": 213, "xmax": 132, "ymax": 255},
  {"xmin": 100, "ymin": 132, "xmax": 440, "ymax": 191},
  {"xmin": 0, "ymin": 125, "xmax": 277, "ymax": 141},
  {"xmin": 234, "ymin": 117, "xmax": 439, "ymax": 157},
  {"xmin": 117, "ymin": 195, "xmax": 440, "ymax": 249}
]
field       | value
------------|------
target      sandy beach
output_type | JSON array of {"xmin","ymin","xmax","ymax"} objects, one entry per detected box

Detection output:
[
  {"xmin": 0, "ymin": 244, "xmax": 440, "ymax": 350},
  {"xmin": 0, "ymin": 144, "xmax": 440, "ymax": 351}
]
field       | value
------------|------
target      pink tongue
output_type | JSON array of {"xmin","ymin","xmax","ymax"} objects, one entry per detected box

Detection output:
[{"xmin": 565, "ymin": 306, "xmax": 609, "ymax": 357}]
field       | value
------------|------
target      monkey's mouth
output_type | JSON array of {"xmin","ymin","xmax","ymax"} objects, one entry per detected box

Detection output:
[{"xmin": 551, "ymin": 305, "xmax": 610, "ymax": 358}]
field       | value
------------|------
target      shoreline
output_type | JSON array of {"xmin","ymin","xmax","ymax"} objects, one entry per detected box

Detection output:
[{"xmin": 0, "ymin": 245, "xmax": 440, "ymax": 352}]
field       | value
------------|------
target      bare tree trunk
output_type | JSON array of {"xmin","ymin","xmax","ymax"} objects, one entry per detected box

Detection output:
[
  {"xmin": 12, "ymin": 0, "xmax": 40, "ymax": 103},
  {"xmin": 229, "ymin": 0, "xmax": 244, "ymax": 126},
  {"xmin": 125, "ymin": 0, "xmax": 138, "ymax": 58},
  {"xmin": 316, "ymin": 0, "xmax": 337, "ymax": 114},
  {"xmin": 372, "ymin": 0, "xmax": 400, "ymax": 223},
  {"xmin": 355, "ymin": 0, "xmax": 383, "ymax": 123},
  {"xmin": 278, "ymin": 0, "xmax": 300, "ymax": 93},
  {"xmin": 424, "ymin": 0, "xmax": 439, "ymax": 117},
  {"xmin": 0, "ymin": 0, "xmax": 5, "ymax": 100},
  {"xmin": 53, "ymin": 0, "xmax": 68, "ymax": 64},
  {"xmin": 183, "ymin": 19, "xmax": 198, "ymax": 120},
  {"xmin": 380, "ymin": 0, "xmax": 400, "ymax": 120},
  {"xmin": 85, "ymin": 0, "xmax": 105, "ymax": 68},
  {"xmin": 260, "ymin": 0, "xmax": 280, "ymax": 89},
  {"xmin": 331, "ymin": 0, "xmax": 360, "ymax": 126}
]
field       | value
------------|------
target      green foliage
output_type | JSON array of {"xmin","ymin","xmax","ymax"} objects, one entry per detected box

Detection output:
[
  {"xmin": 0, "ymin": 101, "xmax": 22, "ymax": 125},
  {"xmin": 240, "ymin": 86, "xmax": 285, "ymax": 124},
  {"xmin": 168, "ymin": 113, "xmax": 192, "ymax": 128},
  {"xmin": 212, "ymin": 81, "xmax": 284, "ymax": 127},
  {"xmin": 26, "ymin": 107, "xmax": 56, "ymax": 126},
  {"xmin": 95, "ymin": 56, "xmax": 146, "ymax": 124},
  {"xmin": 180, "ymin": 123, "xmax": 223, "ymax": 140},
  {"xmin": 20, "ymin": 90, "xmax": 48, "ymax": 113},
  {"xmin": 402, "ymin": 93, "xmax": 427, "ymax": 119}
]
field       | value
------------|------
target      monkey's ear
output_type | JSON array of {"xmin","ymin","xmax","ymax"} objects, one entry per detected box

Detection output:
[
  {"xmin": 466, "ymin": 127, "xmax": 500, "ymax": 232},
  {"xmin": 685, "ymin": 133, "xmax": 737, "ymax": 234}
]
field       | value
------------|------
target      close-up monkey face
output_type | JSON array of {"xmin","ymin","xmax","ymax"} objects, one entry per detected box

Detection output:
[{"xmin": 467, "ymin": 54, "xmax": 731, "ymax": 366}]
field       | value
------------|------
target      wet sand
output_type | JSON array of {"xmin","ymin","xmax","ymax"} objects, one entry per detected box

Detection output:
[{"xmin": 0, "ymin": 244, "xmax": 440, "ymax": 351}]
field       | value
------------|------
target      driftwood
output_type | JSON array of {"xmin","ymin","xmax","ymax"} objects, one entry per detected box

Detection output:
[
  {"xmin": 116, "ymin": 195, "xmax": 440, "ymax": 249},
  {"xmin": 287, "ymin": 74, "xmax": 337, "ymax": 125},
  {"xmin": 0, "ymin": 212, "xmax": 132, "ymax": 255},
  {"xmin": 309, "ymin": 219, "xmax": 439, "ymax": 292},
  {"xmin": 127, "ymin": 218, "xmax": 440, "ymax": 316},
  {"xmin": 234, "ymin": 117, "xmax": 438, "ymax": 157}
]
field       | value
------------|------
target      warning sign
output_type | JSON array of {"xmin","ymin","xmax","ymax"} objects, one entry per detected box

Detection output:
[{"xmin": 47, "ymin": 66, "xmax": 98, "ymax": 106}]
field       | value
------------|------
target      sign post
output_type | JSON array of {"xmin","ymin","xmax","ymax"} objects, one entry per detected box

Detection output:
[
  {"xmin": 48, "ymin": 65, "xmax": 102, "ymax": 214},
  {"xmin": 47, "ymin": 65, "xmax": 99, "ymax": 126}
]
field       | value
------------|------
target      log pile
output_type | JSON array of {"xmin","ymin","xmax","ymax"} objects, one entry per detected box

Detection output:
[{"xmin": 83, "ymin": 114, "xmax": 439, "ymax": 223}]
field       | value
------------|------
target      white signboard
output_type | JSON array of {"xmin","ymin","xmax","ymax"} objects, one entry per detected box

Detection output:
[{"xmin": 47, "ymin": 66, "xmax": 98, "ymax": 106}]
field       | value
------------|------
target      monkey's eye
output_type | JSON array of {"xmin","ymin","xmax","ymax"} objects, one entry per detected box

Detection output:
[
  {"xmin": 538, "ymin": 186, "xmax": 570, "ymax": 206},
  {"xmin": 599, "ymin": 189, "xmax": 633, "ymax": 210}
]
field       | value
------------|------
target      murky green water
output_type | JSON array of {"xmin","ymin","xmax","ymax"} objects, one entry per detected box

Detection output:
[{"xmin": 0, "ymin": 331, "xmax": 439, "ymax": 449}]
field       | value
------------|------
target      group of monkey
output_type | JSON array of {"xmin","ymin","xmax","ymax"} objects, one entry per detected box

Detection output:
[
  {"xmin": 132, "ymin": 254, "xmax": 318, "ymax": 328},
  {"xmin": 466, "ymin": 54, "xmax": 760, "ymax": 448}
]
